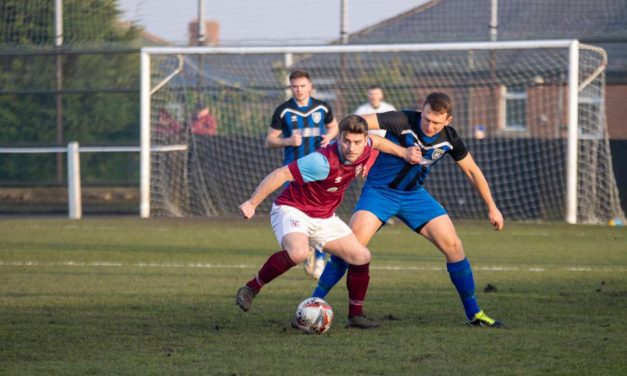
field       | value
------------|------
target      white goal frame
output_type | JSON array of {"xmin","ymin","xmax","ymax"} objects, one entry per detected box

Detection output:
[{"xmin": 140, "ymin": 40, "xmax": 583, "ymax": 222}]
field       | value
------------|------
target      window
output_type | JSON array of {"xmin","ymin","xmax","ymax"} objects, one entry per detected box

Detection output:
[{"xmin": 500, "ymin": 85, "xmax": 527, "ymax": 131}]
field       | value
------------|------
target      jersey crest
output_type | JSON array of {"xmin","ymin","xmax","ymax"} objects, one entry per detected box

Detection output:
[
  {"xmin": 431, "ymin": 148, "xmax": 445, "ymax": 160},
  {"xmin": 312, "ymin": 112, "xmax": 322, "ymax": 124}
]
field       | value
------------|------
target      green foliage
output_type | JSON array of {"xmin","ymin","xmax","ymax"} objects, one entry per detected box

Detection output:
[
  {"xmin": 0, "ymin": 0, "xmax": 55, "ymax": 45},
  {"xmin": 0, "ymin": 0, "xmax": 141, "ymax": 184},
  {"xmin": 1, "ymin": 0, "xmax": 138, "ymax": 47},
  {"xmin": 0, "ymin": 219, "xmax": 625, "ymax": 375}
]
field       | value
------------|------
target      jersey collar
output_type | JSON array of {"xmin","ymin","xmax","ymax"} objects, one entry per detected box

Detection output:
[{"xmin": 292, "ymin": 97, "xmax": 312, "ymax": 109}]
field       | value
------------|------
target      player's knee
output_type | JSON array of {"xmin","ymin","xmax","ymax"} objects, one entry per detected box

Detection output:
[
  {"xmin": 443, "ymin": 237, "xmax": 464, "ymax": 260},
  {"xmin": 344, "ymin": 246, "xmax": 371, "ymax": 265},
  {"xmin": 286, "ymin": 246, "xmax": 310, "ymax": 264}
]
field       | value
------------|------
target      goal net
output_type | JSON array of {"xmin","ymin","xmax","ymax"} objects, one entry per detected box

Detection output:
[{"xmin": 142, "ymin": 41, "xmax": 624, "ymax": 224}]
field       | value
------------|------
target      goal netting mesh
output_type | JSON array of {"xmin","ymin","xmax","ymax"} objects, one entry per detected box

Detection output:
[{"xmin": 146, "ymin": 43, "xmax": 624, "ymax": 224}]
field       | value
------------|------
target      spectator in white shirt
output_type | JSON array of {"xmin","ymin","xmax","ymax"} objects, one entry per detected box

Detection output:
[{"xmin": 354, "ymin": 85, "xmax": 396, "ymax": 115}]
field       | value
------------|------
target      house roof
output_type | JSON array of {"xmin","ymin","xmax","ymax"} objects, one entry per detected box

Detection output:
[
  {"xmin": 347, "ymin": 0, "xmax": 627, "ymax": 77},
  {"xmin": 349, "ymin": 0, "xmax": 627, "ymax": 43}
]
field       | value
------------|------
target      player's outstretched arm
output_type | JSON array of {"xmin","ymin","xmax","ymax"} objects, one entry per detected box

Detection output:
[
  {"xmin": 456, "ymin": 153, "xmax": 504, "ymax": 230},
  {"xmin": 239, "ymin": 166, "xmax": 294, "ymax": 219},
  {"xmin": 370, "ymin": 134, "xmax": 422, "ymax": 164},
  {"xmin": 359, "ymin": 113, "xmax": 381, "ymax": 130}
]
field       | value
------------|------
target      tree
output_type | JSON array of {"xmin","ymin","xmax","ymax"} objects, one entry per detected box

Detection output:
[{"xmin": 0, "ymin": 0, "xmax": 141, "ymax": 184}]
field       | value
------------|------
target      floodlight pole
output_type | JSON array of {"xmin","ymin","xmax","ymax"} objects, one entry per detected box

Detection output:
[
  {"xmin": 490, "ymin": 0, "xmax": 498, "ymax": 41},
  {"xmin": 340, "ymin": 0, "xmax": 349, "ymax": 44},
  {"xmin": 197, "ymin": 0, "xmax": 206, "ymax": 45}
]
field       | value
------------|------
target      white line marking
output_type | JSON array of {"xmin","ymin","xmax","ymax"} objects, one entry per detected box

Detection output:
[{"xmin": 0, "ymin": 261, "xmax": 624, "ymax": 272}]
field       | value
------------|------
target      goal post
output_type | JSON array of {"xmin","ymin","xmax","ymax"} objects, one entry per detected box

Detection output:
[{"xmin": 140, "ymin": 40, "xmax": 624, "ymax": 224}]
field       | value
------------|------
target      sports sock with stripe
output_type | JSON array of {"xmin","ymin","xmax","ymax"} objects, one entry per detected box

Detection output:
[
  {"xmin": 246, "ymin": 250, "xmax": 296, "ymax": 292},
  {"xmin": 347, "ymin": 263, "xmax": 370, "ymax": 317}
]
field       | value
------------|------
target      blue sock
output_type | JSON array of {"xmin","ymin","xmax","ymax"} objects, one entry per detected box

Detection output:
[
  {"xmin": 311, "ymin": 255, "xmax": 348, "ymax": 299},
  {"xmin": 447, "ymin": 258, "xmax": 481, "ymax": 320},
  {"xmin": 314, "ymin": 248, "xmax": 325, "ymax": 260}
]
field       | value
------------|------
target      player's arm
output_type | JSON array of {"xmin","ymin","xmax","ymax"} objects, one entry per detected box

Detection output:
[
  {"xmin": 360, "ymin": 112, "xmax": 410, "ymax": 136},
  {"xmin": 239, "ymin": 166, "xmax": 294, "ymax": 219},
  {"xmin": 456, "ymin": 153, "xmax": 504, "ymax": 231},
  {"xmin": 360, "ymin": 113, "xmax": 381, "ymax": 130},
  {"xmin": 370, "ymin": 134, "xmax": 422, "ymax": 164},
  {"xmin": 320, "ymin": 118, "xmax": 339, "ymax": 147},
  {"xmin": 265, "ymin": 127, "xmax": 302, "ymax": 148}
]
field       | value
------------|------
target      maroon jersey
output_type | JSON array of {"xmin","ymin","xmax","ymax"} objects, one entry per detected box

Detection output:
[{"xmin": 275, "ymin": 139, "xmax": 372, "ymax": 218}]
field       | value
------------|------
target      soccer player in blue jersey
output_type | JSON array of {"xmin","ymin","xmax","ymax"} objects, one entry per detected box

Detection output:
[
  {"xmin": 312, "ymin": 92, "xmax": 505, "ymax": 328},
  {"xmin": 266, "ymin": 70, "xmax": 339, "ymax": 279}
]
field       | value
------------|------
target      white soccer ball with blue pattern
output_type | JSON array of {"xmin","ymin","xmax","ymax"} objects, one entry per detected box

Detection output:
[{"xmin": 294, "ymin": 297, "xmax": 334, "ymax": 334}]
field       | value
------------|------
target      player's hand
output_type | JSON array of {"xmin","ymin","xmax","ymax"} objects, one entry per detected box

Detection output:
[
  {"xmin": 239, "ymin": 200, "xmax": 256, "ymax": 219},
  {"xmin": 289, "ymin": 131, "xmax": 302, "ymax": 147},
  {"xmin": 320, "ymin": 134, "xmax": 333, "ymax": 148},
  {"xmin": 403, "ymin": 146, "xmax": 422, "ymax": 164},
  {"xmin": 488, "ymin": 206, "xmax": 504, "ymax": 231}
]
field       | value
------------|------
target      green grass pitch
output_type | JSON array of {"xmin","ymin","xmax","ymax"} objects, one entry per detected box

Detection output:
[{"xmin": 1, "ymin": 217, "xmax": 626, "ymax": 375}]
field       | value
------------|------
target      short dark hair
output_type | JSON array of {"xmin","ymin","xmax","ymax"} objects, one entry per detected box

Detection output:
[
  {"xmin": 424, "ymin": 92, "xmax": 453, "ymax": 116},
  {"xmin": 339, "ymin": 115, "xmax": 368, "ymax": 135},
  {"xmin": 289, "ymin": 70, "xmax": 311, "ymax": 81},
  {"xmin": 368, "ymin": 85, "xmax": 383, "ymax": 91}
]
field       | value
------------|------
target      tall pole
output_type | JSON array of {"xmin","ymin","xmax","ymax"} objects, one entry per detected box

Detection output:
[
  {"xmin": 490, "ymin": 0, "xmax": 498, "ymax": 42},
  {"xmin": 55, "ymin": 0, "xmax": 64, "ymax": 183},
  {"xmin": 339, "ymin": 0, "xmax": 349, "ymax": 115},
  {"xmin": 197, "ymin": 0, "xmax": 206, "ymax": 45},
  {"xmin": 340, "ymin": 0, "xmax": 349, "ymax": 45},
  {"xmin": 197, "ymin": 0, "xmax": 206, "ymax": 98}
]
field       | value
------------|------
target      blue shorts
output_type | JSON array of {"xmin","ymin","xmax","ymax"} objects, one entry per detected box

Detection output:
[{"xmin": 354, "ymin": 184, "xmax": 447, "ymax": 231}]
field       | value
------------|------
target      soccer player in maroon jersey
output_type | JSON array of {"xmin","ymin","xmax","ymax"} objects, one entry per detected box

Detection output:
[{"xmin": 236, "ymin": 115, "xmax": 422, "ymax": 329}]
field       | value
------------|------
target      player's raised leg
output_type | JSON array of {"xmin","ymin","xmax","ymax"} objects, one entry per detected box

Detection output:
[
  {"xmin": 313, "ymin": 248, "xmax": 327, "ymax": 279},
  {"xmin": 236, "ymin": 231, "xmax": 309, "ymax": 312},
  {"xmin": 419, "ymin": 214, "xmax": 503, "ymax": 327},
  {"xmin": 303, "ymin": 246, "xmax": 327, "ymax": 280}
]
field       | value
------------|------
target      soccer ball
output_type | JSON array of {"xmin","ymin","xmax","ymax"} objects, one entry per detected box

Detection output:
[{"xmin": 294, "ymin": 297, "xmax": 334, "ymax": 334}]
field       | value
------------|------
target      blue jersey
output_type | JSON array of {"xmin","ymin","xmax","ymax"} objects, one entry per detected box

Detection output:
[
  {"xmin": 367, "ymin": 110, "xmax": 468, "ymax": 191},
  {"xmin": 270, "ymin": 97, "xmax": 335, "ymax": 165}
]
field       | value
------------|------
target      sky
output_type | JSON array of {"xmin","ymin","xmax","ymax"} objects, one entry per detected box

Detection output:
[{"xmin": 117, "ymin": 0, "xmax": 427, "ymax": 45}]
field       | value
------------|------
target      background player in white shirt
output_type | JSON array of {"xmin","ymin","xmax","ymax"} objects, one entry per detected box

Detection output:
[{"xmin": 353, "ymin": 85, "xmax": 396, "ymax": 116}]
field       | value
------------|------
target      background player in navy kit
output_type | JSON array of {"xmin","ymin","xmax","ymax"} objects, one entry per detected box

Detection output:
[
  {"xmin": 237, "ymin": 115, "xmax": 422, "ymax": 329},
  {"xmin": 266, "ymin": 70, "xmax": 338, "ymax": 279},
  {"xmin": 312, "ymin": 92, "xmax": 505, "ymax": 327}
]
